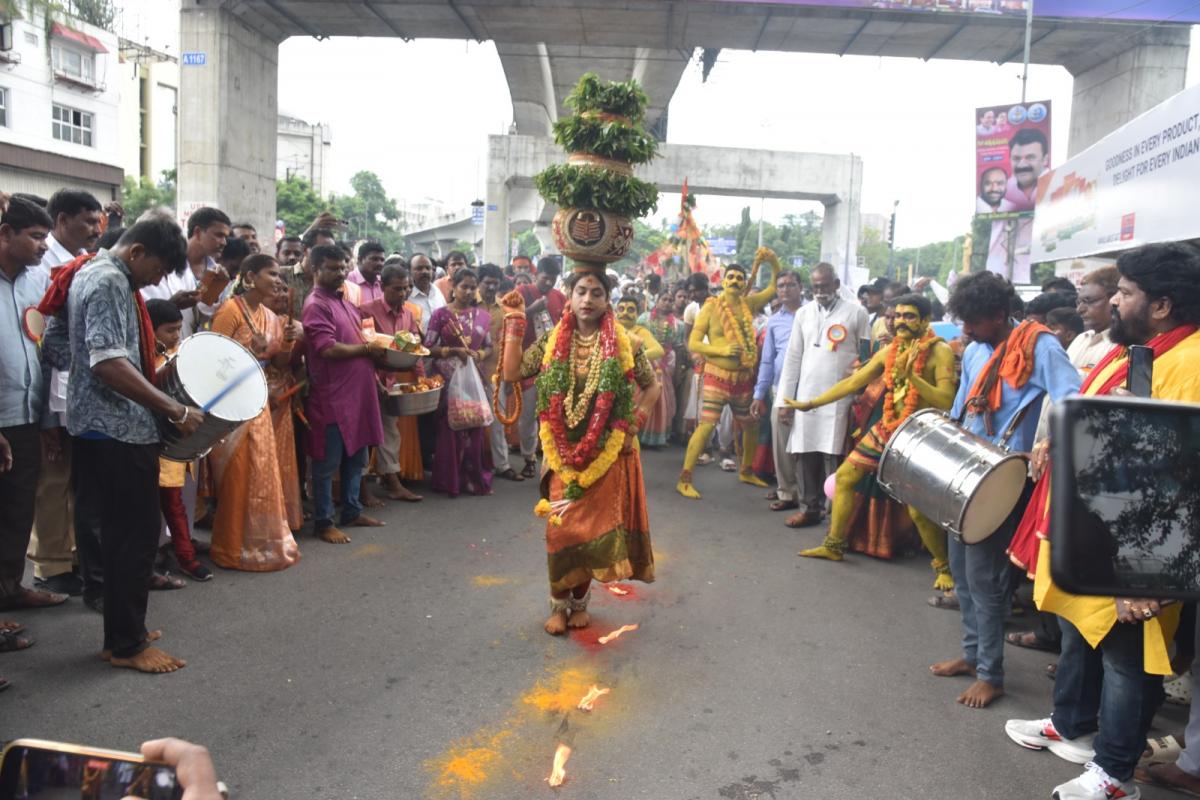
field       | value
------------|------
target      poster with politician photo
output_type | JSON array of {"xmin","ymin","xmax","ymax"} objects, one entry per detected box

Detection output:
[
  {"xmin": 975, "ymin": 100, "xmax": 1051, "ymax": 284},
  {"xmin": 974, "ymin": 100, "xmax": 1052, "ymax": 219}
]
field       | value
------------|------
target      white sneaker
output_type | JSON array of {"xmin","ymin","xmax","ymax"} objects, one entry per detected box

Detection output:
[
  {"xmin": 1005, "ymin": 717, "xmax": 1096, "ymax": 764},
  {"xmin": 1052, "ymin": 761, "xmax": 1140, "ymax": 800}
]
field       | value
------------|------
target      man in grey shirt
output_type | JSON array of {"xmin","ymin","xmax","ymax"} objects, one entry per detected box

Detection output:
[
  {"xmin": 42, "ymin": 215, "xmax": 204, "ymax": 674},
  {"xmin": 0, "ymin": 198, "xmax": 67, "ymax": 645}
]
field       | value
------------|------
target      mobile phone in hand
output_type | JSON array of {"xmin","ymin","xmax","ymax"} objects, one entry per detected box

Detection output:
[
  {"xmin": 0, "ymin": 738, "xmax": 182, "ymax": 799},
  {"xmin": 1126, "ymin": 344, "xmax": 1153, "ymax": 397}
]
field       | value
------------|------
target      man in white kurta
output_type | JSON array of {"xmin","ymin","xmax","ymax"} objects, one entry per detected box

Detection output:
[{"xmin": 774, "ymin": 264, "xmax": 869, "ymax": 526}]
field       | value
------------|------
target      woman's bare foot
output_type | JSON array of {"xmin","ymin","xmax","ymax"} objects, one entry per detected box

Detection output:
[
  {"xmin": 567, "ymin": 610, "xmax": 591, "ymax": 629},
  {"xmin": 345, "ymin": 515, "xmax": 385, "ymax": 528},
  {"xmin": 957, "ymin": 679, "xmax": 1004, "ymax": 708},
  {"xmin": 110, "ymin": 646, "xmax": 186, "ymax": 674},
  {"xmin": 545, "ymin": 610, "xmax": 568, "ymax": 635},
  {"xmin": 318, "ymin": 527, "xmax": 352, "ymax": 544},
  {"xmin": 101, "ymin": 630, "xmax": 162, "ymax": 661},
  {"xmin": 930, "ymin": 657, "xmax": 976, "ymax": 677}
]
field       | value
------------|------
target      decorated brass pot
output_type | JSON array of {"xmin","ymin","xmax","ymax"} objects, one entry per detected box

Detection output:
[{"xmin": 551, "ymin": 207, "xmax": 634, "ymax": 264}]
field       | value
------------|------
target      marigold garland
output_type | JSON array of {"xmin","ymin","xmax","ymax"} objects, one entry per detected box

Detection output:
[
  {"xmin": 711, "ymin": 295, "xmax": 757, "ymax": 369},
  {"xmin": 880, "ymin": 328, "xmax": 938, "ymax": 438},
  {"xmin": 533, "ymin": 309, "xmax": 635, "ymax": 520}
]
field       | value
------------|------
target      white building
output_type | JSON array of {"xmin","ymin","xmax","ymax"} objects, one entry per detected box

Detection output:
[
  {"xmin": 277, "ymin": 111, "xmax": 331, "ymax": 197},
  {"xmin": 0, "ymin": 6, "xmax": 123, "ymax": 200},
  {"xmin": 115, "ymin": 41, "xmax": 178, "ymax": 186}
]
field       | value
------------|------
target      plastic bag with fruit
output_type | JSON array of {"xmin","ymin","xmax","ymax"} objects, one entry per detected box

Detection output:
[{"xmin": 446, "ymin": 358, "xmax": 495, "ymax": 431}]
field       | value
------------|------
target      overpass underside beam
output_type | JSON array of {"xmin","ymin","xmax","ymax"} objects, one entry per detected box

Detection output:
[{"xmin": 484, "ymin": 135, "xmax": 861, "ymax": 281}]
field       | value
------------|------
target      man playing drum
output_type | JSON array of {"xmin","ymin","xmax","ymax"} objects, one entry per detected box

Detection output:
[
  {"xmin": 785, "ymin": 294, "xmax": 957, "ymax": 589},
  {"xmin": 929, "ymin": 272, "xmax": 1078, "ymax": 709},
  {"xmin": 40, "ymin": 214, "xmax": 206, "ymax": 673}
]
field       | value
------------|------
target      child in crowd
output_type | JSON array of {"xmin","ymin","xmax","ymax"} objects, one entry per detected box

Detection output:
[{"xmin": 147, "ymin": 299, "xmax": 213, "ymax": 582}]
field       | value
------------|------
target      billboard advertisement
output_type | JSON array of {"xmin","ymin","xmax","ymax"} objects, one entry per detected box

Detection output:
[
  {"xmin": 708, "ymin": 1, "xmax": 1200, "ymax": 23},
  {"xmin": 974, "ymin": 100, "xmax": 1051, "ymax": 284},
  {"xmin": 1031, "ymin": 83, "xmax": 1200, "ymax": 263}
]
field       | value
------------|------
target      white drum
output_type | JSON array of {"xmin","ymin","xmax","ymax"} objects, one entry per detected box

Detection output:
[
  {"xmin": 157, "ymin": 332, "xmax": 268, "ymax": 462},
  {"xmin": 877, "ymin": 409, "xmax": 1029, "ymax": 544}
]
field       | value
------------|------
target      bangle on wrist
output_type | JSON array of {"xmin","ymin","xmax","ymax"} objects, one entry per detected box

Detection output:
[{"xmin": 169, "ymin": 406, "xmax": 189, "ymax": 425}]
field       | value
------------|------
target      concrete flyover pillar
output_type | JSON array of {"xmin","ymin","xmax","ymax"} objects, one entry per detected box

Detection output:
[
  {"xmin": 818, "ymin": 155, "xmax": 862, "ymax": 285},
  {"xmin": 483, "ymin": 181, "xmax": 511, "ymax": 268},
  {"xmin": 179, "ymin": 2, "xmax": 280, "ymax": 236},
  {"xmin": 1067, "ymin": 27, "xmax": 1189, "ymax": 158}
]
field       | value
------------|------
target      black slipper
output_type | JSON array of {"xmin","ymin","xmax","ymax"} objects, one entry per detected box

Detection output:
[
  {"xmin": 149, "ymin": 572, "xmax": 186, "ymax": 591},
  {"xmin": 521, "ymin": 461, "xmax": 537, "ymax": 479},
  {"xmin": 496, "ymin": 468, "xmax": 525, "ymax": 482},
  {"xmin": 1005, "ymin": 631, "xmax": 1059, "ymax": 652},
  {"xmin": 928, "ymin": 593, "xmax": 959, "ymax": 610},
  {"xmin": 0, "ymin": 631, "xmax": 34, "ymax": 653}
]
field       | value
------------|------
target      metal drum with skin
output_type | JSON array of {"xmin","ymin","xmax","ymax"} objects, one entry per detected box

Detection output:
[
  {"xmin": 156, "ymin": 332, "xmax": 268, "ymax": 462},
  {"xmin": 877, "ymin": 408, "xmax": 1029, "ymax": 543}
]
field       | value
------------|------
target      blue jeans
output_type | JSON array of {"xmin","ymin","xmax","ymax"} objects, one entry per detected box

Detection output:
[
  {"xmin": 947, "ymin": 482, "xmax": 1029, "ymax": 686},
  {"xmin": 311, "ymin": 423, "xmax": 368, "ymax": 531},
  {"xmin": 1052, "ymin": 617, "xmax": 1165, "ymax": 782}
]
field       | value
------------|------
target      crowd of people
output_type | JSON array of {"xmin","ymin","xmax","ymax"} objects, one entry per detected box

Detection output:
[{"xmin": 4, "ymin": 185, "xmax": 1200, "ymax": 798}]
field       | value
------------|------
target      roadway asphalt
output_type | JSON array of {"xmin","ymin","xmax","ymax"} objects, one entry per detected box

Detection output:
[{"xmin": 1, "ymin": 445, "xmax": 1188, "ymax": 799}]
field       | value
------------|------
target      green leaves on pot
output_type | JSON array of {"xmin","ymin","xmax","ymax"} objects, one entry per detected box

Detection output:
[
  {"xmin": 564, "ymin": 72, "xmax": 650, "ymax": 123},
  {"xmin": 534, "ymin": 164, "xmax": 659, "ymax": 219},
  {"xmin": 551, "ymin": 115, "xmax": 658, "ymax": 165}
]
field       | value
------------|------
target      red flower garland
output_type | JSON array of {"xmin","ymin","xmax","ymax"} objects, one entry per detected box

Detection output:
[{"xmin": 539, "ymin": 310, "xmax": 632, "ymax": 469}]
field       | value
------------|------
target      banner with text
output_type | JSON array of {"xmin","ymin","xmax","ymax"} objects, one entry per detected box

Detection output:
[
  {"xmin": 1031, "ymin": 83, "xmax": 1200, "ymax": 263},
  {"xmin": 975, "ymin": 100, "xmax": 1051, "ymax": 284}
]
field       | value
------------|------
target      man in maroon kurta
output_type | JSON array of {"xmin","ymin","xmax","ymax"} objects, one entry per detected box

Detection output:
[{"xmin": 302, "ymin": 244, "xmax": 387, "ymax": 543}]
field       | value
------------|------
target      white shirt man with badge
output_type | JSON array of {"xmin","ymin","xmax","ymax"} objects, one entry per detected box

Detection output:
[{"xmin": 774, "ymin": 263, "xmax": 869, "ymax": 527}]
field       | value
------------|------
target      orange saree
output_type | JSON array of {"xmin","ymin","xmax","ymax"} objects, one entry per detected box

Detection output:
[{"xmin": 209, "ymin": 298, "xmax": 301, "ymax": 571}]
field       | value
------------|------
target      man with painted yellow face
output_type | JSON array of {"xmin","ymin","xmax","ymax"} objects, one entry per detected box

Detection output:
[
  {"xmin": 614, "ymin": 296, "xmax": 665, "ymax": 363},
  {"xmin": 677, "ymin": 248, "xmax": 778, "ymax": 498},
  {"xmin": 785, "ymin": 294, "xmax": 958, "ymax": 590}
]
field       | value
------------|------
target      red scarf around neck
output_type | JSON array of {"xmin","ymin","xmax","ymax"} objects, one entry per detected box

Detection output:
[
  {"xmin": 1079, "ymin": 323, "xmax": 1200, "ymax": 396},
  {"xmin": 38, "ymin": 252, "xmax": 158, "ymax": 383}
]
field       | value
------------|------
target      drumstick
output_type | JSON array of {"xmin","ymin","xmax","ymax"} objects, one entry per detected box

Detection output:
[
  {"xmin": 286, "ymin": 287, "xmax": 294, "ymax": 325},
  {"xmin": 273, "ymin": 380, "xmax": 306, "ymax": 404},
  {"xmin": 201, "ymin": 364, "xmax": 261, "ymax": 413}
]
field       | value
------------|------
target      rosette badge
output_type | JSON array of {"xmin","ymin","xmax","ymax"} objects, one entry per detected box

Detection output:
[{"xmin": 534, "ymin": 73, "xmax": 660, "ymax": 267}]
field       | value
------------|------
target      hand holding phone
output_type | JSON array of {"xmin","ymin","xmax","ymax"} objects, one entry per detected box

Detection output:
[
  {"xmin": 1, "ymin": 737, "xmax": 225, "ymax": 800},
  {"xmin": 1127, "ymin": 344, "xmax": 1153, "ymax": 397}
]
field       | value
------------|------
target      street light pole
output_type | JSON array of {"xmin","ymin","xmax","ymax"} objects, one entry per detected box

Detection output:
[
  {"xmin": 1021, "ymin": 0, "xmax": 1035, "ymax": 104},
  {"xmin": 886, "ymin": 200, "xmax": 899, "ymax": 280}
]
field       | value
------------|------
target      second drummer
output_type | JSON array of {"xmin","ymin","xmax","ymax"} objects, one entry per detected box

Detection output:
[
  {"xmin": 40, "ymin": 213, "xmax": 205, "ymax": 674},
  {"xmin": 929, "ymin": 272, "xmax": 1080, "ymax": 710}
]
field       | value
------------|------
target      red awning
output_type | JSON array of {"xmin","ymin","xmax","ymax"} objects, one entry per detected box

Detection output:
[{"xmin": 50, "ymin": 22, "xmax": 108, "ymax": 54}]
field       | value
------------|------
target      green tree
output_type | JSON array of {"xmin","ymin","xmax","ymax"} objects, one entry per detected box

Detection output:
[
  {"xmin": 121, "ymin": 168, "xmax": 176, "ymax": 220},
  {"xmin": 858, "ymin": 227, "xmax": 891, "ymax": 279},
  {"xmin": 65, "ymin": 0, "xmax": 114, "ymax": 29},
  {"xmin": 620, "ymin": 218, "xmax": 667, "ymax": 267},
  {"xmin": 275, "ymin": 176, "xmax": 324, "ymax": 239},
  {"xmin": 331, "ymin": 170, "xmax": 404, "ymax": 252},
  {"xmin": 513, "ymin": 229, "xmax": 543, "ymax": 259},
  {"xmin": 734, "ymin": 206, "xmax": 752, "ymax": 255}
]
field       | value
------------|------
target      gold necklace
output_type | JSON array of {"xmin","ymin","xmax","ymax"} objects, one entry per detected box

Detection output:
[{"xmin": 564, "ymin": 331, "xmax": 603, "ymax": 428}]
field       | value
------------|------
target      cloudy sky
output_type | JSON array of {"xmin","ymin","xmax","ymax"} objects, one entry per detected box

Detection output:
[{"xmin": 117, "ymin": 1, "xmax": 1199, "ymax": 248}]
